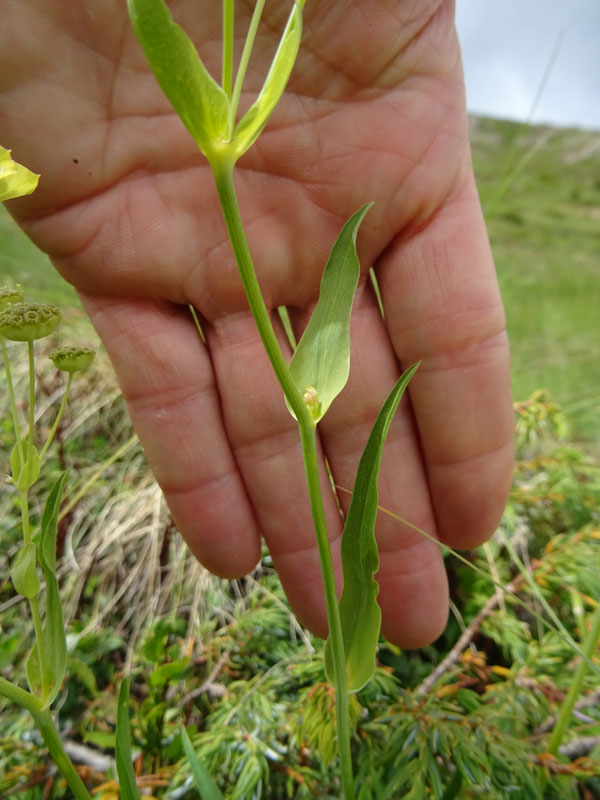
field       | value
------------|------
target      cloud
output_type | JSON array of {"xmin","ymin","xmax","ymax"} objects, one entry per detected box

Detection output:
[{"xmin": 456, "ymin": 0, "xmax": 600, "ymax": 130}]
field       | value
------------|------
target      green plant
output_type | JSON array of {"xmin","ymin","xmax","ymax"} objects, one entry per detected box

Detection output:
[
  {"xmin": 2, "ymin": 6, "xmax": 599, "ymax": 799},
  {"xmin": 125, "ymin": 0, "xmax": 420, "ymax": 795},
  {"xmin": 0, "ymin": 290, "xmax": 98, "ymax": 799}
]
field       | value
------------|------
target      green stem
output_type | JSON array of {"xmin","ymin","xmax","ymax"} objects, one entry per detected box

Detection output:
[
  {"xmin": 40, "ymin": 372, "xmax": 73, "ymax": 459},
  {"xmin": 547, "ymin": 602, "xmax": 600, "ymax": 755},
  {"xmin": 211, "ymin": 159, "xmax": 354, "ymax": 797},
  {"xmin": 299, "ymin": 424, "xmax": 354, "ymax": 797},
  {"xmin": 211, "ymin": 162, "xmax": 308, "ymax": 423},
  {"xmin": 222, "ymin": 0, "xmax": 234, "ymax": 98},
  {"xmin": 20, "ymin": 487, "xmax": 31, "ymax": 544},
  {"xmin": 27, "ymin": 340, "xmax": 35, "ymax": 453},
  {"xmin": 0, "ymin": 678, "xmax": 93, "ymax": 800},
  {"xmin": 34, "ymin": 708, "xmax": 94, "ymax": 800},
  {"xmin": 227, "ymin": 0, "xmax": 266, "ymax": 137},
  {"xmin": 0, "ymin": 673, "xmax": 41, "ymax": 713},
  {"xmin": 1, "ymin": 336, "xmax": 23, "ymax": 454}
]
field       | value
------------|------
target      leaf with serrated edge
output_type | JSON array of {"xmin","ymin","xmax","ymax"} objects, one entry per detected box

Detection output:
[
  {"xmin": 181, "ymin": 727, "xmax": 225, "ymax": 800},
  {"xmin": 127, "ymin": 0, "xmax": 229, "ymax": 161},
  {"xmin": 288, "ymin": 204, "xmax": 371, "ymax": 422},
  {"xmin": 325, "ymin": 363, "xmax": 419, "ymax": 691},
  {"xmin": 116, "ymin": 679, "xmax": 142, "ymax": 800},
  {"xmin": 234, "ymin": 1, "xmax": 303, "ymax": 158}
]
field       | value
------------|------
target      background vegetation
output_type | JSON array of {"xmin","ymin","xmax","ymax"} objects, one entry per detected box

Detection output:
[{"xmin": 1, "ymin": 116, "xmax": 599, "ymax": 798}]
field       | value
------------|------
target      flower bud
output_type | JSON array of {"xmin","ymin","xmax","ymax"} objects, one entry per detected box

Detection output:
[
  {"xmin": 303, "ymin": 385, "xmax": 322, "ymax": 421},
  {"xmin": 0, "ymin": 285, "xmax": 24, "ymax": 310},
  {"xmin": 0, "ymin": 302, "xmax": 60, "ymax": 341},
  {"xmin": 49, "ymin": 345, "xmax": 95, "ymax": 373}
]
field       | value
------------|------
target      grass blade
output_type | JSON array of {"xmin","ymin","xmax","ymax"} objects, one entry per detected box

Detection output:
[
  {"xmin": 116, "ymin": 679, "xmax": 142, "ymax": 800},
  {"xmin": 181, "ymin": 726, "xmax": 225, "ymax": 800}
]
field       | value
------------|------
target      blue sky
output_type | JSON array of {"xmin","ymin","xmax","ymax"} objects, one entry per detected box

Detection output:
[{"xmin": 455, "ymin": 0, "xmax": 600, "ymax": 130}]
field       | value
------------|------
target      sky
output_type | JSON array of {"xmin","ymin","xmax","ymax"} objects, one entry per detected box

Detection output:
[{"xmin": 455, "ymin": 0, "xmax": 600, "ymax": 131}]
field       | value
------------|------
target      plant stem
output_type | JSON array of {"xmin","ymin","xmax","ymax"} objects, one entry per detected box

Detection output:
[
  {"xmin": 211, "ymin": 162, "xmax": 308, "ymax": 423},
  {"xmin": 227, "ymin": 0, "xmax": 266, "ymax": 137},
  {"xmin": 1, "ymin": 336, "xmax": 24, "ymax": 456},
  {"xmin": 0, "ymin": 673, "xmax": 40, "ymax": 712},
  {"xmin": 222, "ymin": 0, "xmax": 234, "ymax": 98},
  {"xmin": 27, "ymin": 340, "xmax": 35, "ymax": 453},
  {"xmin": 211, "ymin": 160, "xmax": 354, "ymax": 797},
  {"xmin": 0, "ymin": 678, "xmax": 92, "ymax": 800},
  {"xmin": 40, "ymin": 372, "xmax": 73, "ymax": 459},
  {"xmin": 299, "ymin": 423, "xmax": 354, "ymax": 797},
  {"xmin": 547, "ymin": 602, "xmax": 600, "ymax": 755},
  {"xmin": 20, "ymin": 487, "xmax": 31, "ymax": 544},
  {"xmin": 33, "ymin": 707, "xmax": 94, "ymax": 800}
]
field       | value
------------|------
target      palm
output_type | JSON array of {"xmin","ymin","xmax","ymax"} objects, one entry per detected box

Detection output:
[{"xmin": 1, "ymin": 0, "xmax": 514, "ymax": 647}]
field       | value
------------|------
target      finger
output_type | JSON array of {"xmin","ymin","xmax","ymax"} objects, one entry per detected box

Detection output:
[
  {"xmin": 79, "ymin": 293, "xmax": 262, "ymax": 577},
  {"xmin": 376, "ymin": 182, "xmax": 514, "ymax": 550},
  {"xmin": 205, "ymin": 309, "xmax": 344, "ymax": 638},
  {"xmin": 295, "ymin": 282, "xmax": 449, "ymax": 648}
]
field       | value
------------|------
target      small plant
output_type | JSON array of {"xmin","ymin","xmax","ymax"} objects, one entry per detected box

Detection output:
[{"xmin": 0, "ymin": 293, "xmax": 99, "ymax": 798}]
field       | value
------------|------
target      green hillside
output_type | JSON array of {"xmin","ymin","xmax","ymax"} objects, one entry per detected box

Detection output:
[{"xmin": 470, "ymin": 116, "xmax": 600, "ymax": 443}]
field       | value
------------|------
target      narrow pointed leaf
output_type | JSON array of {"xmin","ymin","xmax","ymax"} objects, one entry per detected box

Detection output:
[
  {"xmin": 288, "ymin": 204, "xmax": 371, "ymax": 422},
  {"xmin": 38, "ymin": 473, "xmax": 68, "ymax": 709},
  {"xmin": 181, "ymin": 726, "xmax": 225, "ymax": 800},
  {"xmin": 40, "ymin": 472, "xmax": 67, "ymax": 572},
  {"xmin": 116, "ymin": 678, "xmax": 142, "ymax": 800},
  {"xmin": 40, "ymin": 573, "xmax": 65, "ymax": 709},
  {"xmin": 325, "ymin": 363, "xmax": 419, "ymax": 691},
  {"xmin": 127, "ymin": 0, "xmax": 229, "ymax": 160},
  {"xmin": 233, "ymin": 0, "xmax": 304, "ymax": 157}
]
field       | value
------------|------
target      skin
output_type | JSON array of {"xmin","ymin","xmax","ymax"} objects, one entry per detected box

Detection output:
[{"xmin": 0, "ymin": 0, "xmax": 514, "ymax": 648}]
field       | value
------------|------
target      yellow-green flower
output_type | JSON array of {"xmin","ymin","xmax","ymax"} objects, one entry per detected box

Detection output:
[
  {"xmin": 50, "ymin": 345, "xmax": 96, "ymax": 374},
  {"xmin": 0, "ymin": 303, "xmax": 61, "ymax": 342},
  {"xmin": 0, "ymin": 145, "xmax": 39, "ymax": 202},
  {"xmin": 0, "ymin": 285, "xmax": 25, "ymax": 310}
]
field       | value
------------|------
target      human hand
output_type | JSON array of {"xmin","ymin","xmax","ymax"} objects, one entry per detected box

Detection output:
[{"xmin": 0, "ymin": 0, "xmax": 513, "ymax": 647}]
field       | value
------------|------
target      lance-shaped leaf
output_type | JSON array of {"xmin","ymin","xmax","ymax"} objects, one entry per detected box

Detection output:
[
  {"xmin": 233, "ymin": 0, "xmax": 304, "ymax": 158},
  {"xmin": 38, "ymin": 473, "xmax": 68, "ymax": 709},
  {"xmin": 10, "ymin": 542, "xmax": 40, "ymax": 600},
  {"xmin": 0, "ymin": 146, "xmax": 39, "ymax": 202},
  {"xmin": 325, "ymin": 363, "xmax": 419, "ymax": 691},
  {"xmin": 116, "ymin": 678, "xmax": 142, "ymax": 800},
  {"xmin": 288, "ymin": 204, "xmax": 372, "ymax": 422},
  {"xmin": 181, "ymin": 726, "xmax": 225, "ymax": 800},
  {"xmin": 127, "ymin": 0, "xmax": 229, "ymax": 160}
]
